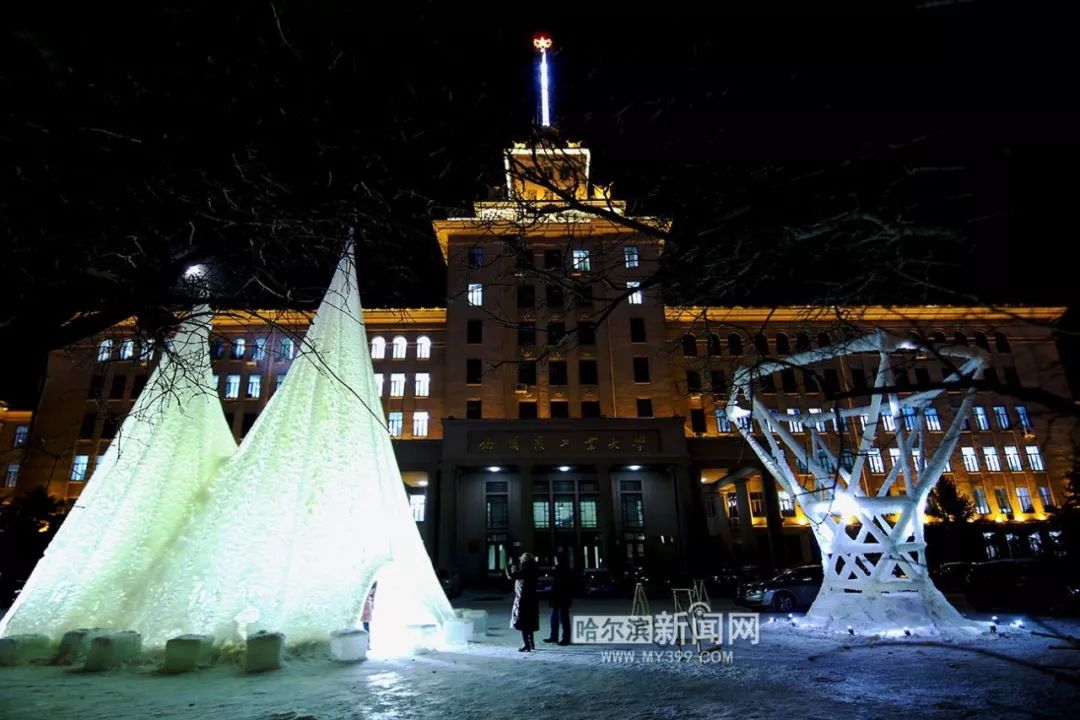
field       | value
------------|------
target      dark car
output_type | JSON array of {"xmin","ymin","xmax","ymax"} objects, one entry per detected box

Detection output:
[
  {"xmin": 737, "ymin": 565, "xmax": 823, "ymax": 612},
  {"xmin": 930, "ymin": 561, "xmax": 972, "ymax": 593},
  {"xmin": 709, "ymin": 565, "xmax": 764, "ymax": 598},
  {"xmin": 964, "ymin": 558, "xmax": 1078, "ymax": 614},
  {"xmin": 582, "ymin": 569, "xmax": 617, "ymax": 597},
  {"xmin": 535, "ymin": 566, "xmax": 555, "ymax": 595}
]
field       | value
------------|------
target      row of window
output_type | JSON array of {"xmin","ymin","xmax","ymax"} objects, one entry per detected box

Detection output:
[
  {"xmin": 465, "ymin": 280, "xmax": 643, "ymax": 309},
  {"xmin": 97, "ymin": 337, "xmax": 302, "ymax": 363},
  {"xmin": 723, "ymin": 404, "xmax": 1034, "ymax": 435},
  {"xmin": 11, "ymin": 425, "xmax": 28, "ymax": 447},
  {"xmin": 386, "ymin": 411, "xmax": 430, "ymax": 438},
  {"xmin": 209, "ymin": 373, "xmax": 285, "ymax": 400},
  {"xmin": 466, "ymin": 245, "xmax": 640, "ymax": 272},
  {"xmin": 681, "ymin": 330, "xmax": 1015, "ymax": 358},
  {"xmin": 373, "ymin": 373, "xmax": 431, "ymax": 398},
  {"xmin": 370, "ymin": 335, "xmax": 432, "ymax": 360},
  {"xmin": 467, "ymin": 356, "xmax": 651, "ymax": 386}
]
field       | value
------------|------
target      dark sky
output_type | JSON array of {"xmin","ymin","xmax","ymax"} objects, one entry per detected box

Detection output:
[{"xmin": 3, "ymin": 5, "xmax": 1079, "ymax": 406}]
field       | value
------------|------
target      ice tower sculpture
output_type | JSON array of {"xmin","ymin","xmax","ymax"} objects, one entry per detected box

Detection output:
[
  {"xmin": 726, "ymin": 330, "xmax": 986, "ymax": 634},
  {"xmin": 0, "ymin": 307, "xmax": 237, "ymax": 639},
  {"xmin": 140, "ymin": 249, "xmax": 454, "ymax": 647}
]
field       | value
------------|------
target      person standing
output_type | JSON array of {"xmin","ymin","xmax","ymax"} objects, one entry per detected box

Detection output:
[
  {"xmin": 506, "ymin": 552, "xmax": 539, "ymax": 652},
  {"xmin": 543, "ymin": 552, "xmax": 574, "ymax": 645}
]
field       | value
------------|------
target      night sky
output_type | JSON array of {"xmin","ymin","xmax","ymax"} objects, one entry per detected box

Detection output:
[{"xmin": 3, "ymin": 5, "xmax": 1078, "ymax": 407}]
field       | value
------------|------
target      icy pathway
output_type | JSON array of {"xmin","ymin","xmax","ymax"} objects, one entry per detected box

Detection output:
[{"xmin": 1, "ymin": 597, "xmax": 1077, "ymax": 720}]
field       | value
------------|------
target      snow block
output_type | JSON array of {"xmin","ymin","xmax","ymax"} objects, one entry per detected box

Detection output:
[
  {"xmin": 162, "ymin": 634, "xmax": 215, "ymax": 673},
  {"xmin": 83, "ymin": 631, "xmax": 142, "ymax": 671},
  {"xmin": 462, "ymin": 610, "xmax": 488, "ymax": 640},
  {"xmin": 442, "ymin": 618, "xmax": 473, "ymax": 649},
  {"xmin": 329, "ymin": 628, "xmax": 368, "ymax": 662},
  {"xmin": 0, "ymin": 634, "xmax": 52, "ymax": 666},
  {"xmin": 244, "ymin": 631, "xmax": 285, "ymax": 672},
  {"xmin": 55, "ymin": 628, "xmax": 108, "ymax": 665}
]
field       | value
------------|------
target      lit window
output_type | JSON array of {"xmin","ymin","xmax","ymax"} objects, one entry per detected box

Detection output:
[
  {"xmin": 389, "ymin": 373, "xmax": 406, "ymax": 398},
  {"xmin": 572, "ymin": 249, "xmax": 591, "ymax": 271},
  {"xmin": 412, "ymin": 411, "xmax": 429, "ymax": 438},
  {"xmin": 374, "ymin": 373, "xmax": 384, "ymax": 396},
  {"xmin": 1016, "ymin": 405, "xmax": 1032, "ymax": 432},
  {"xmin": 13, "ymin": 425, "xmax": 29, "ymax": 447},
  {"xmin": 533, "ymin": 500, "xmax": 551, "ymax": 528},
  {"xmin": 4, "ymin": 464, "xmax": 19, "ymax": 488},
  {"xmin": 889, "ymin": 448, "xmax": 902, "ymax": 470},
  {"xmin": 467, "ymin": 246, "xmax": 484, "ymax": 269},
  {"xmin": 786, "ymin": 408, "xmax": 803, "ymax": 433},
  {"xmin": 97, "ymin": 339, "xmax": 113, "ymax": 362},
  {"xmin": 902, "ymin": 407, "xmax": 917, "ymax": 431},
  {"xmin": 714, "ymin": 409, "xmax": 731, "ymax": 433},
  {"xmin": 925, "ymin": 407, "xmax": 941, "ymax": 431},
  {"xmin": 859, "ymin": 414, "xmax": 869, "ymax": 431},
  {"xmin": 232, "ymin": 338, "xmax": 246, "ymax": 359},
  {"xmin": 414, "ymin": 373, "xmax": 430, "ymax": 397},
  {"xmin": 119, "ymin": 340, "xmax": 134, "ymax": 360},
  {"xmin": 139, "ymin": 340, "xmax": 154, "ymax": 361},
  {"xmin": 808, "ymin": 408, "xmax": 826, "ymax": 433},
  {"xmin": 961, "ymin": 447, "xmax": 979, "ymax": 472},
  {"xmin": 983, "ymin": 446, "xmax": 1001, "ymax": 472},
  {"xmin": 973, "ymin": 487, "xmax": 991, "ymax": 514},
  {"xmin": 388, "ymin": 411, "xmax": 403, "ymax": 437},
  {"xmin": 867, "ymin": 449, "xmax": 884, "ymax": 473},
  {"xmin": 880, "ymin": 414, "xmax": 896, "ymax": 432},
  {"xmin": 626, "ymin": 281, "xmax": 643, "ymax": 305},
  {"xmin": 972, "ymin": 406, "xmax": 990, "ymax": 431},
  {"xmin": 1004, "ymin": 445, "xmax": 1023, "ymax": 471},
  {"xmin": 392, "ymin": 336, "xmax": 407, "ymax": 359},
  {"xmin": 943, "ymin": 455, "xmax": 952, "ymax": 472},
  {"xmin": 1025, "ymin": 445, "xmax": 1045, "ymax": 471},
  {"xmin": 224, "ymin": 375, "xmax": 241, "ymax": 399},
  {"xmin": 912, "ymin": 448, "xmax": 923, "ymax": 471},
  {"xmin": 580, "ymin": 497, "xmax": 598, "ymax": 528},
  {"xmin": 253, "ymin": 338, "xmax": 267, "ymax": 361},
  {"xmin": 778, "ymin": 491, "xmax": 796, "ymax": 517},
  {"xmin": 370, "ymin": 336, "xmax": 386, "ymax": 359},
  {"xmin": 71, "ymin": 455, "xmax": 89, "ymax": 481},
  {"xmin": 246, "ymin": 375, "xmax": 261, "ymax": 399},
  {"xmin": 993, "ymin": 405, "xmax": 1010, "ymax": 429},
  {"xmin": 1015, "ymin": 486, "xmax": 1034, "ymax": 513},
  {"xmin": 467, "ymin": 283, "xmax": 483, "ymax": 306},
  {"xmin": 624, "ymin": 245, "xmax": 639, "ymax": 268},
  {"xmin": 409, "ymin": 493, "xmax": 426, "ymax": 521},
  {"xmin": 1038, "ymin": 486, "xmax": 1054, "ymax": 511},
  {"xmin": 554, "ymin": 496, "xmax": 575, "ymax": 528},
  {"xmin": 994, "ymin": 487, "xmax": 1013, "ymax": 515},
  {"xmin": 416, "ymin": 336, "xmax": 431, "ymax": 359},
  {"xmin": 279, "ymin": 338, "xmax": 295, "ymax": 360}
]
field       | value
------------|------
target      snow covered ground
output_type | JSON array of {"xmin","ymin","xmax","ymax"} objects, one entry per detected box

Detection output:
[{"xmin": 1, "ymin": 594, "xmax": 1078, "ymax": 720}]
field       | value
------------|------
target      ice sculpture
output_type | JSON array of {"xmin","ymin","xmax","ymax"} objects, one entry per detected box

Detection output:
[
  {"xmin": 726, "ymin": 331, "xmax": 986, "ymax": 634},
  {"xmin": 140, "ymin": 249, "xmax": 454, "ymax": 647},
  {"xmin": 0, "ymin": 308, "xmax": 237, "ymax": 639}
]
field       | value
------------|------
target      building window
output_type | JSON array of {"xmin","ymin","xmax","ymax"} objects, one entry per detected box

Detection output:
[
  {"xmin": 370, "ymin": 336, "xmax": 385, "ymax": 359},
  {"xmin": 580, "ymin": 497, "xmax": 598, "ymax": 528},
  {"xmin": 467, "ymin": 283, "xmax": 483, "ymax": 306},
  {"xmin": 388, "ymin": 336, "xmax": 406, "ymax": 360},
  {"xmin": 632, "ymin": 357, "xmax": 650, "ymax": 383},
  {"xmin": 621, "ymin": 494, "xmax": 644, "ymax": 529},
  {"xmin": 415, "ymin": 373, "xmax": 430, "ymax": 397},
  {"xmin": 549, "ymin": 361, "xmax": 568, "ymax": 386},
  {"xmin": 866, "ymin": 449, "xmax": 884, "ymax": 473},
  {"xmin": 117, "ymin": 339, "xmax": 134, "ymax": 360},
  {"xmin": 279, "ymin": 338, "xmax": 295, "ymax": 360},
  {"xmin": 533, "ymin": 498, "xmax": 551, "ymax": 528},
  {"xmin": 902, "ymin": 407, "xmax": 918, "ymax": 431},
  {"xmin": 1038, "ymin": 486, "xmax": 1054, "ymax": 512},
  {"xmin": 416, "ymin": 336, "xmax": 432, "ymax": 359},
  {"xmin": 572, "ymin": 249, "xmax": 591, "ymax": 271},
  {"xmin": 519, "ymin": 401, "xmax": 538, "ymax": 419},
  {"xmin": 544, "ymin": 249, "xmax": 563, "ymax": 269},
  {"xmin": 467, "ymin": 320, "xmax": 483, "ymax": 344},
  {"xmin": 241, "ymin": 412, "xmax": 257, "ymax": 436},
  {"xmin": 224, "ymin": 375, "xmax": 241, "ymax": 399},
  {"xmin": 681, "ymin": 334, "xmax": 698, "ymax": 357},
  {"xmin": 387, "ymin": 411, "xmax": 403, "ymax": 437},
  {"xmin": 553, "ymin": 495, "xmax": 575, "ymax": 528},
  {"xmin": 210, "ymin": 338, "xmax": 226, "ymax": 360},
  {"xmin": 550, "ymin": 400, "xmax": 570, "ymax": 418},
  {"xmin": 413, "ymin": 411, "xmax": 429, "ymax": 437},
  {"xmin": 712, "ymin": 370, "xmax": 728, "ymax": 394},
  {"xmin": 466, "ymin": 400, "xmax": 482, "ymax": 419},
  {"xmin": 581, "ymin": 401, "xmax": 601, "ymax": 418},
  {"xmin": 925, "ymin": 407, "xmax": 941, "ymax": 431},
  {"xmin": 972, "ymin": 406, "xmax": 989, "ymax": 431},
  {"xmin": 994, "ymin": 332, "xmax": 1011, "ymax": 352},
  {"xmin": 277, "ymin": 373, "xmax": 287, "ymax": 390},
  {"xmin": 231, "ymin": 338, "xmax": 246, "ymax": 359},
  {"xmin": 517, "ymin": 323, "xmax": 536, "ymax": 347},
  {"xmin": 5, "ymin": 464, "xmax": 20, "ymax": 488},
  {"xmin": 973, "ymin": 487, "xmax": 991, "ymax": 514},
  {"xmin": 253, "ymin": 338, "xmax": 267, "ymax": 361},
  {"xmin": 1016, "ymin": 406, "xmax": 1032, "ymax": 432},
  {"xmin": 487, "ymin": 533, "xmax": 509, "ymax": 572},
  {"xmin": 1025, "ymin": 445, "xmax": 1045, "ymax": 471},
  {"xmin": 138, "ymin": 340, "xmax": 154, "ymax": 361},
  {"xmin": 108, "ymin": 374, "xmax": 127, "ymax": 400},
  {"xmin": 545, "ymin": 284, "xmax": 565, "ymax": 309},
  {"xmin": 547, "ymin": 322, "xmax": 566, "ymax": 346},
  {"xmin": 579, "ymin": 360, "xmax": 599, "ymax": 385},
  {"xmin": 687, "ymin": 371, "xmax": 702, "ymax": 393},
  {"xmin": 246, "ymin": 375, "xmax": 261, "ymax": 399},
  {"xmin": 486, "ymin": 488, "xmax": 509, "ymax": 530},
  {"xmin": 636, "ymin": 398, "xmax": 653, "ymax": 418},
  {"xmin": 624, "ymin": 245, "xmax": 639, "ymax": 268},
  {"xmin": 13, "ymin": 425, "xmax": 29, "ymax": 447},
  {"xmin": 626, "ymin": 281, "xmax": 643, "ymax": 305},
  {"xmin": 577, "ymin": 322, "xmax": 596, "ymax": 346},
  {"xmin": 915, "ymin": 368, "xmax": 931, "ymax": 389},
  {"xmin": 961, "ymin": 447, "xmax": 979, "ymax": 472},
  {"xmin": 983, "ymin": 446, "xmax": 1001, "ymax": 472},
  {"xmin": 389, "ymin": 373, "xmax": 406, "ymax": 398},
  {"xmin": 629, "ymin": 318, "xmax": 646, "ymax": 343},
  {"xmin": 518, "ymin": 362, "xmax": 537, "ymax": 386},
  {"xmin": 374, "ymin": 373, "xmax": 384, "ymax": 397},
  {"xmin": 727, "ymin": 334, "xmax": 744, "ymax": 356},
  {"xmin": 786, "ymin": 409, "xmax": 803, "ymax": 433},
  {"xmin": 778, "ymin": 490, "xmax": 796, "ymax": 517},
  {"xmin": 1004, "ymin": 445, "xmax": 1023, "ymax": 471},
  {"xmin": 467, "ymin": 246, "xmax": 484, "ymax": 269},
  {"xmin": 71, "ymin": 455, "xmax": 90, "ymax": 482},
  {"xmin": 690, "ymin": 409, "xmax": 706, "ymax": 434},
  {"xmin": 994, "ymin": 487, "xmax": 1013, "ymax": 516},
  {"xmin": 517, "ymin": 284, "xmax": 535, "ymax": 308},
  {"xmin": 466, "ymin": 359, "xmax": 482, "ymax": 385},
  {"xmin": 1015, "ymin": 486, "xmax": 1034, "ymax": 513},
  {"xmin": 409, "ymin": 493, "xmax": 426, "ymax": 522},
  {"xmin": 715, "ymin": 408, "xmax": 731, "ymax": 433},
  {"xmin": 97, "ymin": 339, "xmax": 113, "ymax": 362},
  {"xmin": 992, "ymin": 405, "xmax": 1010, "ymax": 430}
]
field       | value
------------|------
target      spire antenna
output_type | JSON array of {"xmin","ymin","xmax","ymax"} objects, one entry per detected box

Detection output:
[{"xmin": 533, "ymin": 35, "xmax": 553, "ymax": 127}]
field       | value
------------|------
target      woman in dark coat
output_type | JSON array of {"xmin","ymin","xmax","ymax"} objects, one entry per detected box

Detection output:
[
  {"xmin": 543, "ymin": 552, "xmax": 574, "ymax": 645},
  {"xmin": 506, "ymin": 552, "xmax": 539, "ymax": 652}
]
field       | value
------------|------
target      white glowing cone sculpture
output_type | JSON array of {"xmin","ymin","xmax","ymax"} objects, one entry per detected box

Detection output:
[
  {"xmin": 0, "ymin": 308, "xmax": 237, "ymax": 640},
  {"xmin": 726, "ymin": 330, "xmax": 987, "ymax": 634},
  {"xmin": 141, "ymin": 249, "xmax": 454, "ymax": 647}
]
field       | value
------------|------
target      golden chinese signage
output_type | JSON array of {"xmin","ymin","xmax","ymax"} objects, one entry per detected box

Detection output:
[{"xmin": 467, "ymin": 430, "xmax": 660, "ymax": 456}]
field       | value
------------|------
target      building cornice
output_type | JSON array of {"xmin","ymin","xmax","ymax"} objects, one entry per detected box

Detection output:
[{"xmin": 665, "ymin": 305, "xmax": 1068, "ymax": 325}]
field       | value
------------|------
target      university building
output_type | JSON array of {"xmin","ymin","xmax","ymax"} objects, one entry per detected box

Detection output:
[{"xmin": 4, "ymin": 139, "xmax": 1075, "ymax": 586}]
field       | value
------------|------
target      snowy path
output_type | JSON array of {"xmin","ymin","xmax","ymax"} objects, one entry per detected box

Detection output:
[{"xmin": 2, "ymin": 595, "xmax": 1078, "ymax": 720}]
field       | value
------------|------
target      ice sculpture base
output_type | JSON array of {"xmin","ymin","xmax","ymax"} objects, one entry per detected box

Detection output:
[
  {"xmin": 329, "ymin": 628, "xmax": 368, "ymax": 662},
  {"xmin": 442, "ymin": 618, "xmax": 473, "ymax": 649},
  {"xmin": 163, "ymin": 634, "xmax": 215, "ymax": 673},
  {"xmin": 802, "ymin": 586, "xmax": 982, "ymax": 637},
  {"xmin": 0, "ymin": 634, "xmax": 52, "ymax": 666},
  {"xmin": 83, "ymin": 631, "xmax": 142, "ymax": 671},
  {"xmin": 245, "ymin": 631, "xmax": 285, "ymax": 673}
]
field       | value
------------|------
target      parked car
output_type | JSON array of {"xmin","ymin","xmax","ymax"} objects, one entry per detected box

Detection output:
[
  {"xmin": 535, "ymin": 566, "xmax": 555, "ymax": 595},
  {"xmin": 582, "ymin": 569, "xmax": 617, "ymax": 597},
  {"xmin": 736, "ymin": 565, "xmax": 823, "ymax": 612},
  {"xmin": 930, "ymin": 561, "xmax": 972, "ymax": 593},
  {"xmin": 964, "ymin": 558, "xmax": 1079, "ymax": 614},
  {"xmin": 437, "ymin": 568, "xmax": 461, "ymax": 599},
  {"xmin": 709, "ymin": 565, "xmax": 764, "ymax": 598}
]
